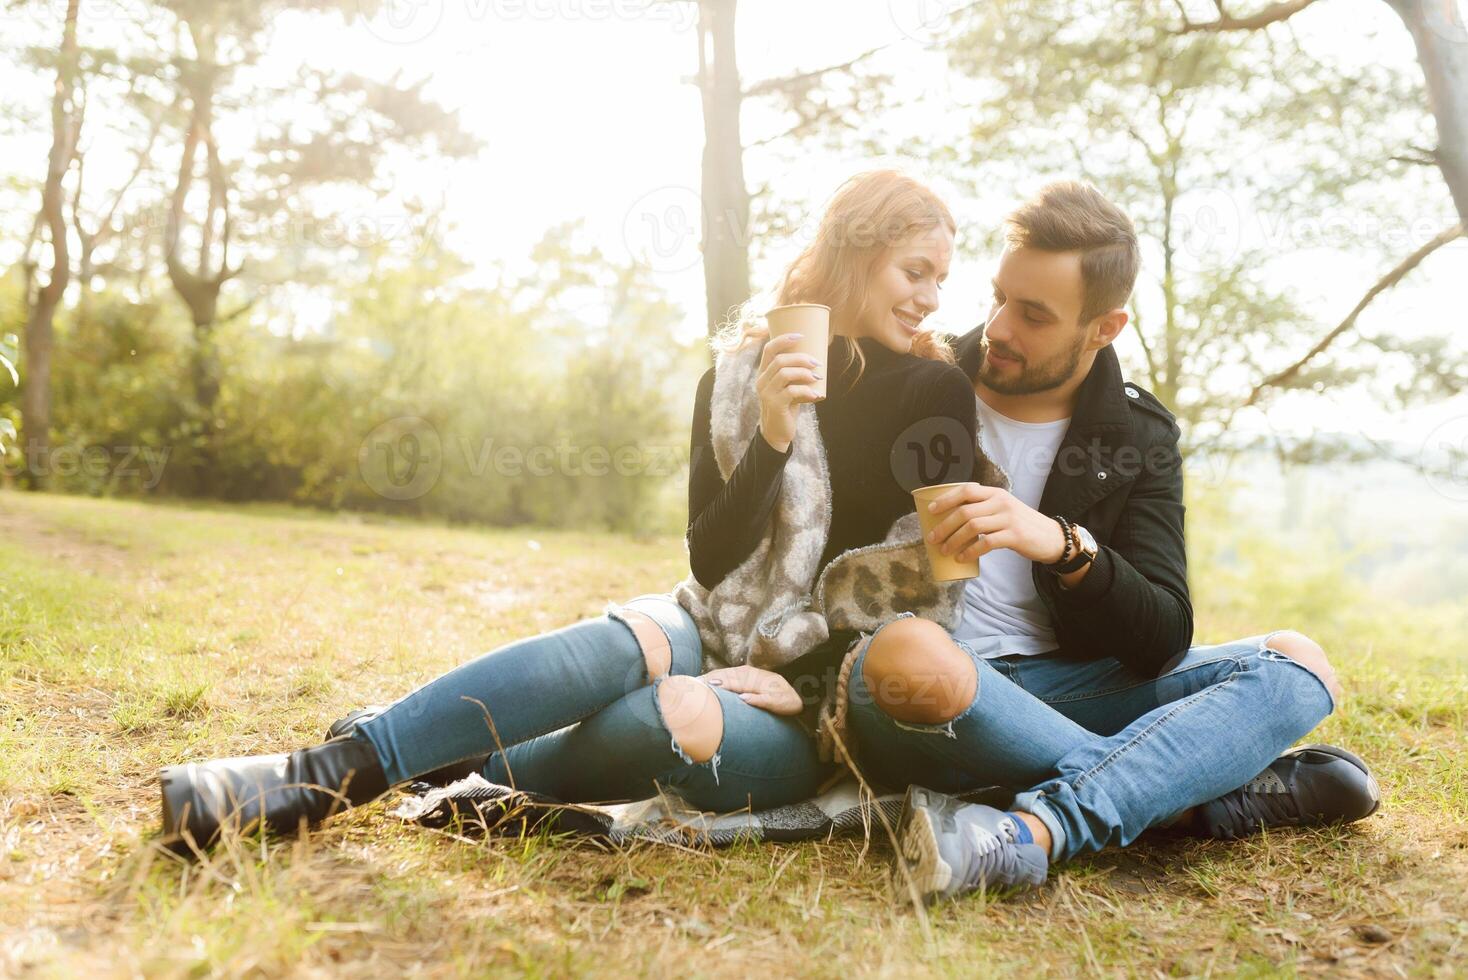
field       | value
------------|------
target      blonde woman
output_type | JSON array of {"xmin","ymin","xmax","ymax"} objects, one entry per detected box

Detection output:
[{"xmin": 160, "ymin": 171, "xmax": 998, "ymax": 850}]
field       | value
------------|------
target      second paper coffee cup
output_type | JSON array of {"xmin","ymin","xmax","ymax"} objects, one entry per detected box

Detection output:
[
  {"xmin": 911, "ymin": 482, "xmax": 980, "ymax": 582},
  {"xmin": 766, "ymin": 303, "xmax": 830, "ymax": 399}
]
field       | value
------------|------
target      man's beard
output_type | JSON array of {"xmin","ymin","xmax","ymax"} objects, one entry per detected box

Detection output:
[{"xmin": 979, "ymin": 333, "xmax": 1087, "ymax": 396}]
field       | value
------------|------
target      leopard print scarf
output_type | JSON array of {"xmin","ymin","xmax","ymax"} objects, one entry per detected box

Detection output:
[{"xmin": 672, "ymin": 340, "xmax": 1007, "ymax": 673}]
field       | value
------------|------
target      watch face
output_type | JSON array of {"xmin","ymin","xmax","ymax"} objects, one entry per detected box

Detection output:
[{"xmin": 1076, "ymin": 525, "xmax": 1098, "ymax": 555}]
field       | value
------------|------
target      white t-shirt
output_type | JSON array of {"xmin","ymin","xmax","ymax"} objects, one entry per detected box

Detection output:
[{"xmin": 953, "ymin": 399, "xmax": 1071, "ymax": 657}]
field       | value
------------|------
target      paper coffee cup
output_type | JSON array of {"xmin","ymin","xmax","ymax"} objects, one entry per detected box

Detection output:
[
  {"xmin": 912, "ymin": 482, "xmax": 980, "ymax": 582},
  {"xmin": 766, "ymin": 303, "xmax": 830, "ymax": 399}
]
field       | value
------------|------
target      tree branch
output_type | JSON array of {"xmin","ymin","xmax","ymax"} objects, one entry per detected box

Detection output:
[
  {"xmin": 1244, "ymin": 223, "xmax": 1465, "ymax": 406},
  {"xmin": 1175, "ymin": 0, "xmax": 1321, "ymax": 33},
  {"xmin": 1131, "ymin": 311, "xmax": 1161, "ymax": 387},
  {"xmin": 742, "ymin": 43, "xmax": 887, "ymax": 100}
]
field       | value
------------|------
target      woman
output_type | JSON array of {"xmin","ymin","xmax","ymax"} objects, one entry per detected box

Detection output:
[{"xmin": 159, "ymin": 170, "xmax": 997, "ymax": 851}]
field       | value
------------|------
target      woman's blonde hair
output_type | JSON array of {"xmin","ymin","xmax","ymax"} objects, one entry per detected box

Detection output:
[{"xmin": 715, "ymin": 170, "xmax": 957, "ymax": 381}]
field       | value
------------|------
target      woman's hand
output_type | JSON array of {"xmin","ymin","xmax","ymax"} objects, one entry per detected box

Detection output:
[
  {"xmin": 756, "ymin": 333, "xmax": 823, "ymax": 453},
  {"xmin": 700, "ymin": 664, "xmax": 804, "ymax": 716}
]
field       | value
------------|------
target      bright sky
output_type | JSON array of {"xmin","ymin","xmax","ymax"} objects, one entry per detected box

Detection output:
[{"xmin": 4, "ymin": 0, "xmax": 1466, "ymax": 456}]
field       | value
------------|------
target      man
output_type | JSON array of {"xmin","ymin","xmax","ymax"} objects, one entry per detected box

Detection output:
[{"xmin": 841, "ymin": 181, "xmax": 1380, "ymax": 900}]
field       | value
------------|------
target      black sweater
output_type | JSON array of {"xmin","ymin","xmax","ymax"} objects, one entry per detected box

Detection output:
[{"xmin": 684, "ymin": 338, "xmax": 979, "ymax": 699}]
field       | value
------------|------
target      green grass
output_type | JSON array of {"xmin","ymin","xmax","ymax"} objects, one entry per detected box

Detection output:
[{"xmin": 1, "ymin": 489, "xmax": 1465, "ymax": 977}]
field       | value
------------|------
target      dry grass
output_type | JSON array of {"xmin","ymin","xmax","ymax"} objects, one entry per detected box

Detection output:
[{"xmin": 1, "ymin": 490, "xmax": 1465, "ymax": 977}]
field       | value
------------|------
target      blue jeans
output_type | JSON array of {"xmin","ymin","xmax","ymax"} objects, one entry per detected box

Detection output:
[
  {"xmin": 355, "ymin": 595, "xmax": 834, "ymax": 813},
  {"xmin": 845, "ymin": 618, "xmax": 1336, "ymax": 861}
]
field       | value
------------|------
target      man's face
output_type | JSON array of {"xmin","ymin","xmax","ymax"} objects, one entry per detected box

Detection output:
[{"xmin": 978, "ymin": 246, "xmax": 1091, "ymax": 396}]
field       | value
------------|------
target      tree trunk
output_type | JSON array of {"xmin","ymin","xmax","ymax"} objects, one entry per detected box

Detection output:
[
  {"xmin": 165, "ymin": 30, "xmax": 237, "ymax": 492},
  {"xmin": 1383, "ymin": 0, "xmax": 1468, "ymax": 226},
  {"xmin": 697, "ymin": 0, "xmax": 752, "ymax": 337},
  {"xmin": 21, "ymin": 0, "xmax": 81, "ymax": 491}
]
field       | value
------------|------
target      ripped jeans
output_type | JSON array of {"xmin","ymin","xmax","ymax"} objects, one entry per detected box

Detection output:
[
  {"xmin": 355, "ymin": 595, "xmax": 833, "ymax": 813},
  {"xmin": 844, "ymin": 619, "xmax": 1336, "ymax": 861}
]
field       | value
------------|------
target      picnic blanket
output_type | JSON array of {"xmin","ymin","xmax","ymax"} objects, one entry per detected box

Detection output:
[{"xmin": 391, "ymin": 775, "xmax": 1011, "ymax": 847}]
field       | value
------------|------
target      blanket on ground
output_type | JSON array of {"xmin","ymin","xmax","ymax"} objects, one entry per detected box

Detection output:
[{"xmin": 391, "ymin": 774, "xmax": 1010, "ymax": 847}]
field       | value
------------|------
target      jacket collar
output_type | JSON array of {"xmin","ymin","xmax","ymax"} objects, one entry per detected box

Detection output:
[{"xmin": 951, "ymin": 324, "xmax": 1132, "ymax": 442}]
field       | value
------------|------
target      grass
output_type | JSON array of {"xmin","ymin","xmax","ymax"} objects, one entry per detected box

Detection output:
[{"xmin": 1, "ymin": 489, "xmax": 1465, "ymax": 977}]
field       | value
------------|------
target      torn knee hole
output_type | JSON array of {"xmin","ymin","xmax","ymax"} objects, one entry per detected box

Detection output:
[
  {"xmin": 619, "ymin": 608, "xmax": 673, "ymax": 680},
  {"xmin": 655, "ymin": 675, "xmax": 723, "ymax": 763},
  {"xmin": 862, "ymin": 617, "xmax": 977, "ymax": 725},
  {"xmin": 1267, "ymin": 631, "xmax": 1341, "ymax": 694}
]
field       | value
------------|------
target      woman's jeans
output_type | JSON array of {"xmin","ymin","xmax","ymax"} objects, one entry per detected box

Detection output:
[
  {"xmin": 355, "ymin": 595, "xmax": 834, "ymax": 813},
  {"xmin": 845, "ymin": 622, "xmax": 1337, "ymax": 861}
]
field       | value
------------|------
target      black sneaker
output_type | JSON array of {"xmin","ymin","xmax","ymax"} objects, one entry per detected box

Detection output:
[
  {"xmin": 895, "ymin": 785, "xmax": 1048, "ymax": 903},
  {"xmin": 1193, "ymin": 743, "xmax": 1381, "ymax": 840}
]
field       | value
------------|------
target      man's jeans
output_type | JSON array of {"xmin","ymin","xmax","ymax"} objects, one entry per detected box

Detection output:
[
  {"xmin": 356, "ymin": 595, "xmax": 834, "ymax": 813},
  {"xmin": 845, "ymin": 616, "xmax": 1337, "ymax": 861}
]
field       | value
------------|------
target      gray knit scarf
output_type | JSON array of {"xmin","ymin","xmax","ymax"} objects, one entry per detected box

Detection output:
[{"xmin": 672, "ymin": 340, "xmax": 1008, "ymax": 673}]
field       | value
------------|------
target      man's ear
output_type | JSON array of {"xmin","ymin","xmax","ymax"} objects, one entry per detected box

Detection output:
[{"xmin": 1088, "ymin": 308, "xmax": 1128, "ymax": 350}]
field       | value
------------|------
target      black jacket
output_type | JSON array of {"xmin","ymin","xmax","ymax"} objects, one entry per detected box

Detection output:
[{"xmin": 953, "ymin": 326, "xmax": 1193, "ymax": 676}]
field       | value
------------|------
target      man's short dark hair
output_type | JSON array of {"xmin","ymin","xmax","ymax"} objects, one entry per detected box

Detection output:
[{"xmin": 1005, "ymin": 181, "xmax": 1140, "ymax": 325}]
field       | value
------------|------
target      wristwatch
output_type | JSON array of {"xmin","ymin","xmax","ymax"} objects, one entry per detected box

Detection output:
[{"xmin": 1047, "ymin": 520, "xmax": 1098, "ymax": 575}]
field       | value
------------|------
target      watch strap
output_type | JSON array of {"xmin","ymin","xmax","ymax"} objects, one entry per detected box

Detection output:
[{"xmin": 1046, "ymin": 517, "xmax": 1095, "ymax": 574}]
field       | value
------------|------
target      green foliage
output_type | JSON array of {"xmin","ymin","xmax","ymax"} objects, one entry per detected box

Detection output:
[
  {"xmin": 17, "ymin": 225, "xmax": 699, "ymax": 534},
  {"xmin": 940, "ymin": 0, "xmax": 1462, "ymax": 449}
]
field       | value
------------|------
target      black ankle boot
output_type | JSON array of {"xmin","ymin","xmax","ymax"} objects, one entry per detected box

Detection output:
[
  {"xmin": 326, "ymin": 705, "xmax": 488, "ymax": 788},
  {"xmin": 159, "ymin": 734, "xmax": 390, "ymax": 854}
]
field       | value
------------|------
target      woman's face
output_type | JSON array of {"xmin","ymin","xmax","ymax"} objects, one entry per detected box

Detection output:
[{"xmin": 850, "ymin": 224, "xmax": 954, "ymax": 353}]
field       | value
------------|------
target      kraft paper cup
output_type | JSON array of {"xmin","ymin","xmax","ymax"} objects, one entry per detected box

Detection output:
[
  {"xmin": 912, "ymin": 482, "xmax": 980, "ymax": 582},
  {"xmin": 766, "ymin": 303, "xmax": 830, "ymax": 399}
]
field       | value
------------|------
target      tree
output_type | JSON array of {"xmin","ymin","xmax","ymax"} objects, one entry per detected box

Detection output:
[
  {"xmin": 680, "ymin": 0, "xmax": 895, "ymax": 337},
  {"xmin": 940, "ymin": 0, "xmax": 1465, "ymax": 449},
  {"xmin": 19, "ymin": 0, "xmax": 81, "ymax": 489},
  {"xmin": 1174, "ymin": 0, "xmax": 1468, "ymax": 229},
  {"xmin": 693, "ymin": 0, "xmax": 751, "ymax": 338},
  {"xmin": 149, "ymin": 0, "xmax": 477, "ymax": 489}
]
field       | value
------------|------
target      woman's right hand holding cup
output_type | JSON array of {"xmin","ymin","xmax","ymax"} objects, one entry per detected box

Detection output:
[{"xmin": 756, "ymin": 332, "xmax": 823, "ymax": 453}]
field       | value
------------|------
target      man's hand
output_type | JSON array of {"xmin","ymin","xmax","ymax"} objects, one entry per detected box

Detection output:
[
  {"xmin": 923, "ymin": 483, "xmax": 1070, "ymax": 564},
  {"xmin": 699, "ymin": 664, "xmax": 804, "ymax": 716}
]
